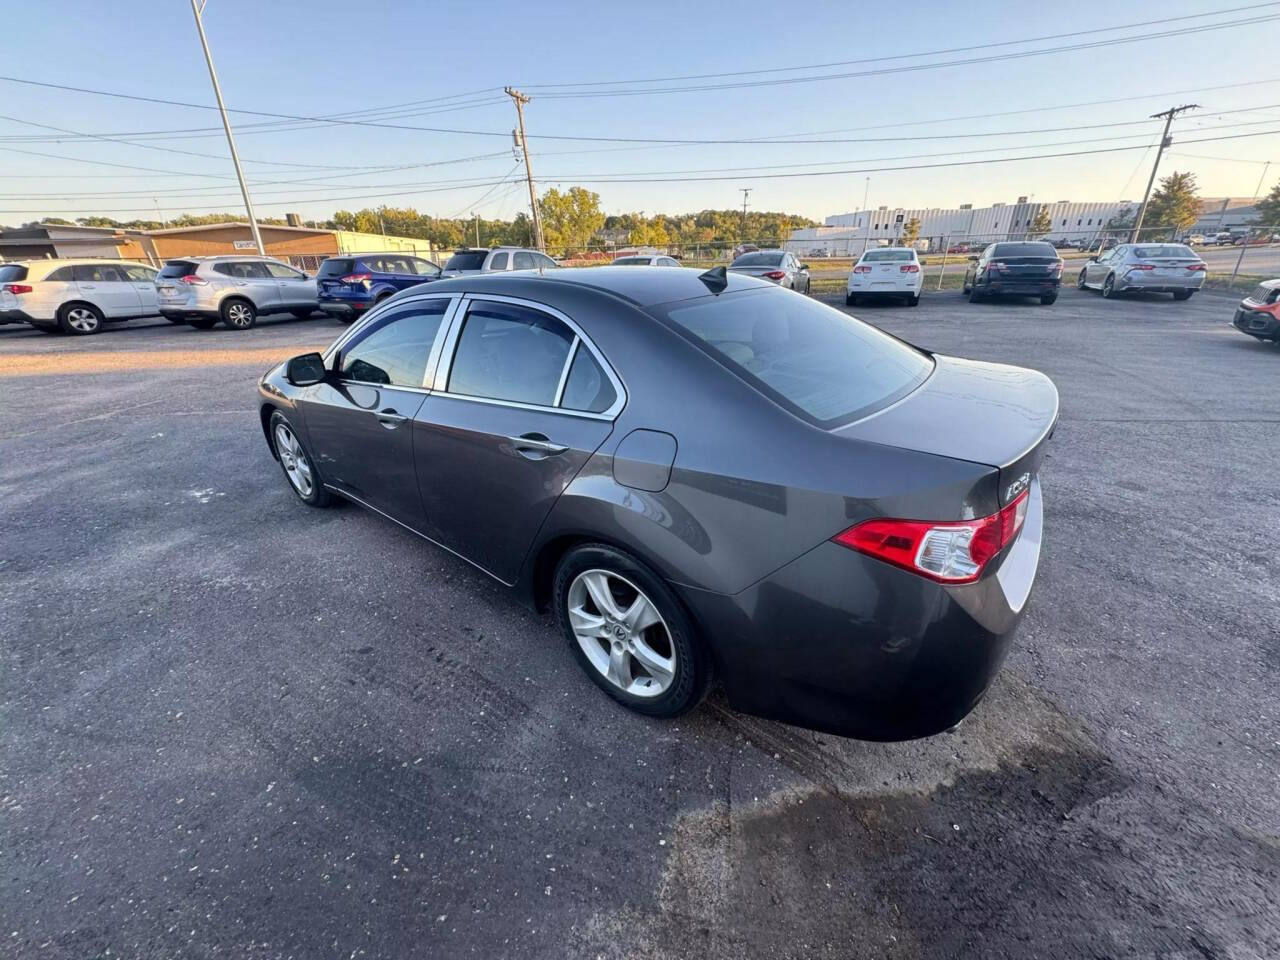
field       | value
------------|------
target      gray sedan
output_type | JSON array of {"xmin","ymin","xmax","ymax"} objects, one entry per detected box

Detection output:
[
  {"xmin": 258, "ymin": 267, "xmax": 1056, "ymax": 741},
  {"xmin": 727, "ymin": 250, "xmax": 811, "ymax": 293},
  {"xmin": 1077, "ymin": 242, "xmax": 1207, "ymax": 299}
]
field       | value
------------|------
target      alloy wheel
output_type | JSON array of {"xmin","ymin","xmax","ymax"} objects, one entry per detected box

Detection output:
[
  {"xmin": 66, "ymin": 307, "xmax": 100, "ymax": 333},
  {"xmin": 226, "ymin": 302, "xmax": 254, "ymax": 328},
  {"xmin": 274, "ymin": 423, "xmax": 314, "ymax": 497},
  {"xmin": 566, "ymin": 569, "xmax": 675, "ymax": 698}
]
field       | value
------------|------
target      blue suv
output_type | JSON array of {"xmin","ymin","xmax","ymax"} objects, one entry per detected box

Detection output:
[{"xmin": 316, "ymin": 252, "xmax": 442, "ymax": 322}]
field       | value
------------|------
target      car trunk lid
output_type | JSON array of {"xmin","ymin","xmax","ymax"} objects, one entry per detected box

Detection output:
[{"xmin": 835, "ymin": 354, "xmax": 1058, "ymax": 506}]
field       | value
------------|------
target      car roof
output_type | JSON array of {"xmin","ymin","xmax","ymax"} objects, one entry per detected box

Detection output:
[
  {"xmin": 402, "ymin": 265, "xmax": 773, "ymax": 308},
  {"xmin": 5, "ymin": 258, "xmax": 155, "ymax": 269},
  {"xmin": 166, "ymin": 254, "xmax": 285, "ymax": 263}
]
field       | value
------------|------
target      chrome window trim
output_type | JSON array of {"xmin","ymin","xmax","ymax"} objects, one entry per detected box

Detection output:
[
  {"xmin": 431, "ymin": 293, "xmax": 627, "ymax": 421},
  {"xmin": 323, "ymin": 293, "xmax": 461, "ymax": 391},
  {"xmin": 553, "ymin": 337, "xmax": 580, "ymax": 408}
]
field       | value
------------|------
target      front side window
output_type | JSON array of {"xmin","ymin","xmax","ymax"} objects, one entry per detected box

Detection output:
[
  {"xmin": 512, "ymin": 252, "xmax": 535, "ymax": 270},
  {"xmin": 448, "ymin": 300, "xmax": 574, "ymax": 406},
  {"xmin": 339, "ymin": 299, "xmax": 450, "ymax": 388},
  {"xmin": 660, "ymin": 287, "xmax": 933, "ymax": 426},
  {"xmin": 535, "ymin": 254, "xmax": 557, "ymax": 270},
  {"xmin": 73, "ymin": 264, "xmax": 126, "ymax": 282},
  {"xmin": 264, "ymin": 262, "xmax": 304, "ymax": 279},
  {"xmin": 409, "ymin": 257, "xmax": 441, "ymax": 276}
]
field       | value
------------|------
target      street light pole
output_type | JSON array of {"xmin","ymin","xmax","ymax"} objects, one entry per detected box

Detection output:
[
  {"xmin": 1230, "ymin": 159, "xmax": 1271, "ymax": 286},
  {"xmin": 190, "ymin": 0, "xmax": 264, "ymax": 257},
  {"xmin": 1131, "ymin": 104, "xmax": 1198, "ymax": 243}
]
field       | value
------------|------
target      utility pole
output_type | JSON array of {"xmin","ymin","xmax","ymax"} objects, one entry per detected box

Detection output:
[
  {"xmin": 505, "ymin": 87, "xmax": 544, "ymax": 252},
  {"xmin": 739, "ymin": 188, "xmax": 752, "ymax": 246},
  {"xmin": 190, "ymin": 0, "xmax": 264, "ymax": 256},
  {"xmin": 860, "ymin": 177, "xmax": 871, "ymax": 255},
  {"xmin": 1131, "ymin": 104, "xmax": 1199, "ymax": 243},
  {"xmin": 474, "ymin": 212, "xmax": 481, "ymax": 248},
  {"xmin": 1230, "ymin": 159, "xmax": 1272, "ymax": 286},
  {"xmin": 377, "ymin": 207, "xmax": 386, "ymax": 236}
]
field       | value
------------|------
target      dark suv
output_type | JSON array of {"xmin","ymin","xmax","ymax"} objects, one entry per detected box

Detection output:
[{"xmin": 316, "ymin": 253, "xmax": 441, "ymax": 322}]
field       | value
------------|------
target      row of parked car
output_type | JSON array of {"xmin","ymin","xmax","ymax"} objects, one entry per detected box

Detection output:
[{"xmin": 0, "ymin": 246, "xmax": 556, "ymax": 335}]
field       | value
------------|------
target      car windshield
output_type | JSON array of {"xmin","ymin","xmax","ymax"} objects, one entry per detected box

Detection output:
[
  {"xmin": 732, "ymin": 252, "xmax": 785, "ymax": 267},
  {"xmin": 0, "ymin": 264, "xmax": 28, "ymax": 282},
  {"xmin": 445, "ymin": 251, "xmax": 489, "ymax": 271},
  {"xmin": 613, "ymin": 257, "xmax": 652, "ymax": 265},
  {"xmin": 660, "ymin": 287, "xmax": 933, "ymax": 426},
  {"xmin": 157, "ymin": 261, "xmax": 197, "ymax": 278},
  {"xmin": 860, "ymin": 250, "xmax": 915, "ymax": 262},
  {"xmin": 1133, "ymin": 245, "xmax": 1195, "ymax": 258},
  {"xmin": 992, "ymin": 243, "xmax": 1058, "ymax": 258},
  {"xmin": 317, "ymin": 258, "xmax": 354, "ymax": 277}
]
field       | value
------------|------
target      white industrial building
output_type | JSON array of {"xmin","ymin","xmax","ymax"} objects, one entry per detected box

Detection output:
[{"xmin": 787, "ymin": 198, "xmax": 1137, "ymax": 255}]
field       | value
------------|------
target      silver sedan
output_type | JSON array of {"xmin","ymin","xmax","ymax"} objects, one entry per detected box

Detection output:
[
  {"xmin": 1077, "ymin": 242, "xmax": 1206, "ymax": 300},
  {"xmin": 727, "ymin": 250, "xmax": 811, "ymax": 293}
]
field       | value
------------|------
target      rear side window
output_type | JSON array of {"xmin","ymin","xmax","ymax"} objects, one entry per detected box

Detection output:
[
  {"xmin": 444, "ymin": 251, "xmax": 488, "ymax": 271},
  {"xmin": 73, "ymin": 264, "xmax": 126, "ymax": 282},
  {"xmin": 339, "ymin": 299, "xmax": 450, "ymax": 387},
  {"xmin": 613, "ymin": 257, "xmax": 650, "ymax": 265},
  {"xmin": 46, "ymin": 267, "xmax": 76, "ymax": 282},
  {"xmin": 661, "ymin": 288, "xmax": 933, "ymax": 426},
  {"xmin": 489, "ymin": 252, "xmax": 509, "ymax": 270},
  {"xmin": 560, "ymin": 346, "xmax": 617, "ymax": 414},
  {"xmin": 158, "ymin": 260, "xmax": 197, "ymax": 278},
  {"xmin": 860, "ymin": 249, "xmax": 914, "ymax": 262},
  {"xmin": 317, "ymin": 258, "xmax": 354, "ymax": 277},
  {"xmin": 0, "ymin": 265, "xmax": 28, "ymax": 282},
  {"xmin": 991, "ymin": 243, "xmax": 1057, "ymax": 258},
  {"xmin": 448, "ymin": 301, "xmax": 574, "ymax": 405},
  {"xmin": 213, "ymin": 261, "xmax": 270, "ymax": 278}
]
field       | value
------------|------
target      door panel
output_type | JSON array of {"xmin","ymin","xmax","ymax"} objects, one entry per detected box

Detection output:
[
  {"xmin": 122, "ymin": 265, "xmax": 159, "ymax": 315},
  {"xmin": 413, "ymin": 398, "xmax": 611, "ymax": 583},
  {"xmin": 73, "ymin": 264, "xmax": 141, "ymax": 318}
]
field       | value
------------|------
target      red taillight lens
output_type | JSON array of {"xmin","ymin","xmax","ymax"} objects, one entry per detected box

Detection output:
[
  {"xmin": 853, "ymin": 265, "xmax": 872, "ymax": 274},
  {"xmin": 2, "ymin": 283, "xmax": 32, "ymax": 295},
  {"xmin": 900, "ymin": 264, "xmax": 920, "ymax": 273},
  {"xmin": 340, "ymin": 272, "xmax": 372, "ymax": 284},
  {"xmin": 832, "ymin": 489, "xmax": 1030, "ymax": 584},
  {"xmin": 1129, "ymin": 264, "xmax": 1155, "ymax": 271},
  {"xmin": 761, "ymin": 270, "xmax": 786, "ymax": 280},
  {"xmin": 1053, "ymin": 259, "xmax": 1064, "ymax": 276},
  {"xmin": 987, "ymin": 261, "xmax": 1005, "ymax": 272},
  {"xmin": 179, "ymin": 274, "xmax": 207, "ymax": 285},
  {"xmin": 1187, "ymin": 263, "xmax": 1206, "ymax": 271}
]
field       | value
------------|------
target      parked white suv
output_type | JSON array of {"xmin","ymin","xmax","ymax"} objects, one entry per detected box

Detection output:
[
  {"xmin": 0, "ymin": 259, "xmax": 161, "ymax": 335},
  {"xmin": 440, "ymin": 247, "xmax": 559, "ymax": 276},
  {"xmin": 155, "ymin": 256, "xmax": 319, "ymax": 330}
]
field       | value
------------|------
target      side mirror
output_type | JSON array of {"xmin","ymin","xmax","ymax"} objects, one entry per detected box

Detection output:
[
  {"xmin": 967, "ymin": 255, "xmax": 979, "ymax": 262},
  {"xmin": 799, "ymin": 263, "xmax": 810, "ymax": 272},
  {"xmin": 285, "ymin": 352, "xmax": 327, "ymax": 386},
  {"xmin": 1089, "ymin": 256, "xmax": 1099, "ymax": 262}
]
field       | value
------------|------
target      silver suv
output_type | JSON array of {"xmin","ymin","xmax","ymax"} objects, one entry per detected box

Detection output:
[
  {"xmin": 155, "ymin": 256, "xmax": 319, "ymax": 330},
  {"xmin": 440, "ymin": 247, "xmax": 559, "ymax": 277}
]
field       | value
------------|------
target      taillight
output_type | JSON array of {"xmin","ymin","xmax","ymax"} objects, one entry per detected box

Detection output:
[
  {"xmin": 2, "ymin": 283, "xmax": 32, "ymax": 295},
  {"xmin": 761, "ymin": 270, "xmax": 786, "ymax": 281},
  {"xmin": 852, "ymin": 265, "xmax": 872, "ymax": 274},
  {"xmin": 832, "ymin": 489, "xmax": 1030, "ymax": 585},
  {"xmin": 341, "ymin": 273, "xmax": 372, "ymax": 284},
  {"xmin": 179, "ymin": 274, "xmax": 207, "ymax": 285},
  {"xmin": 1052, "ymin": 259, "xmax": 1064, "ymax": 276},
  {"xmin": 1187, "ymin": 263, "xmax": 1206, "ymax": 271},
  {"xmin": 1129, "ymin": 264, "xmax": 1155, "ymax": 271},
  {"xmin": 900, "ymin": 264, "xmax": 920, "ymax": 273},
  {"xmin": 987, "ymin": 261, "xmax": 1005, "ymax": 273}
]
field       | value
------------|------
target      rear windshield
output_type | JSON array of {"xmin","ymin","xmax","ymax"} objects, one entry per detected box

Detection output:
[
  {"xmin": 660, "ymin": 287, "xmax": 933, "ymax": 426},
  {"xmin": 860, "ymin": 249, "xmax": 915, "ymax": 262},
  {"xmin": 158, "ymin": 260, "xmax": 197, "ymax": 278},
  {"xmin": 1133, "ymin": 245, "xmax": 1195, "ymax": 258},
  {"xmin": 317, "ymin": 258, "xmax": 354, "ymax": 277},
  {"xmin": 0, "ymin": 264, "xmax": 28, "ymax": 282},
  {"xmin": 613, "ymin": 257, "xmax": 651, "ymax": 265},
  {"xmin": 445, "ymin": 251, "xmax": 488, "ymax": 271},
  {"xmin": 991, "ymin": 243, "xmax": 1058, "ymax": 258},
  {"xmin": 732, "ymin": 252, "xmax": 785, "ymax": 267}
]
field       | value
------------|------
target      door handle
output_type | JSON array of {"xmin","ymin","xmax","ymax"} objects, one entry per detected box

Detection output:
[
  {"xmin": 508, "ymin": 434, "xmax": 568, "ymax": 456},
  {"xmin": 376, "ymin": 408, "xmax": 408, "ymax": 428},
  {"xmin": 234, "ymin": 281, "xmax": 248, "ymax": 286}
]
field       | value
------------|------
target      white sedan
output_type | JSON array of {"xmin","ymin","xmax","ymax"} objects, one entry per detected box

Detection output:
[
  {"xmin": 613, "ymin": 255, "xmax": 681, "ymax": 267},
  {"xmin": 846, "ymin": 247, "xmax": 923, "ymax": 307}
]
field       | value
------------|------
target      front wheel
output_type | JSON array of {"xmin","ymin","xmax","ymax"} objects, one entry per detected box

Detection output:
[
  {"xmin": 269, "ymin": 411, "xmax": 332, "ymax": 507},
  {"xmin": 291, "ymin": 309, "xmax": 315, "ymax": 320},
  {"xmin": 221, "ymin": 298, "xmax": 257, "ymax": 330},
  {"xmin": 1172, "ymin": 289, "xmax": 1194, "ymax": 301},
  {"xmin": 553, "ymin": 544, "xmax": 709, "ymax": 718},
  {"xmin": 1077, "ymin": 270, "xmax": 1088, "ymax": 289}
]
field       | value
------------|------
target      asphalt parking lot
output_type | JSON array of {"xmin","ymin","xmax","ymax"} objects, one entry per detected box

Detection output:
[{"xmin": 2, "ymin": 286, "xmax": 1277, "ymax": 959}]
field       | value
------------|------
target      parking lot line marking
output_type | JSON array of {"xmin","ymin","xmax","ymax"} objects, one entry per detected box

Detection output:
[{"xmin": 0, "ymin": 345, "xmax": 328, "ymax": 378}]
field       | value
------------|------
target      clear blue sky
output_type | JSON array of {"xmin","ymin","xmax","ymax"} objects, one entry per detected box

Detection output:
[{"xmin": 1, "ymin": 0, "xmax": 1277, "ymax": 225}]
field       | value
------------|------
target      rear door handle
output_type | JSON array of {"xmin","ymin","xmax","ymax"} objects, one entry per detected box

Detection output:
[
  {"xmin": 377, "ymin": 408, "xmax": 408, "ymax": 428},
  {"xmin": 508, "ymin": 434, "xmax": 568, "ymax": 455}
]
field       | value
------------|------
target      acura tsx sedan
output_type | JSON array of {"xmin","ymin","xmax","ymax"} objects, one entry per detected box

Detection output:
[{"xmin": 258, "ymin": 266, "xmax": 1057, "ymax": 740}]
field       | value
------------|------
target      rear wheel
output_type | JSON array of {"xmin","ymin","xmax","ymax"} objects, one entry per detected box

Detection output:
[
  {"xmin": 1040, "ymin": 293, "xmax": 1058, "ymax": 305},
  {"xmin": 968, "ymin": 285, "xmax": 984, "ymax": 303},
  {"xmin": 164, "ymin": 315, "xmax": 186, "ymax": 324},
  {"xmin": 58, "ymin": 302, "xmax": 104, "ymax": 335},
  {"xmin": 907, "ymin": 293, "xmax": 920, "ymax": 307},
  {"xmin": 1172, "ymin": 289, "xmax": 1194, "ymax": 301},
  {"xmin": 221, "ymin": 298, "xmax": 256, "ymax": 330},
  {"xmin": 553, "ymin": 543, "xmax": 709, "ymax": 719},
  {"xmin": 1101, "ymin": 274, "xmax": 1117, "ymax": 298},
  {"xmin": 845, "ymin": 292, "xmax": 856, "ymax": 306}
]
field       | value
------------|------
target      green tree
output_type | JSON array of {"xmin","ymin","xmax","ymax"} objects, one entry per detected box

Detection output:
[
  {"xmin": 538, "ymin": 187, "xmax": 605, "ymax": 255},
  {"xmin": 1027, "ymin": 208, "xmax": 1052, "ymax": 239},
  {"xmin": 901, "ymin": 217, "xmax": 922, "ymax": 245},
  {"xmin": 1143, "ymin": 171, "xmax": 1200, "ymax": 240},
  {"xmin": 1254, "ymin": 180, "xmax": 1280, "ymax": 232}
]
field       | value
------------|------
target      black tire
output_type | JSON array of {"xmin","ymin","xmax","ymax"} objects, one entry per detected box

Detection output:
[
  {"xmin": 268, "ymin": 410, "xmax": 332, "ymax": 508},
  {"xmin": 57, "ymin": 302, "xmax": 104, "ymax": 335},
  {"xmin": 1101, "ymin": 274, "xmax": 1117, "ymax": 298},
  {"xmin": 187, "ymin": 316, "xmax": 219, "ymax": 330},
  {"xmin": 962, "ymin": 277, "xmax": 972, "ymax": 294},
  {"xmin": 1076, "ymin": 270, "xmax": 1088, "ymax": 290},
  {"xmin": 1040, "ymin": 293, "xmax": 1058, "ymax": 305},
  {"xmin": 164, "ymin": 315, "xmax": 187, "ymax": 324},
  {"xmin": 907, "ymin": 293, "xmax": 920, "ymax": 307},
  {"xmin": 291, "ymin": 309, "xmax": 315, "ymax": 320},
  {"xmin": 553, "ymin": 543, "xmax": 709, "ymax": 719},
  {"xmin": 30, "ymin": 322, "xmax": 60, "ymax": 334},
  {"xmin": 968, "ymin": 284, "xmax": 984, "ymax": 303},
  {"xmin": 1172, "ymin": 289, "xmax": 1194, "ymax": 301},
  {"xmin": 845, "ymin": 292, "xmax": 856, "ymax": 306},
  {"xmin": 220, "ymin": 298, "xmax": 257, "ymax": 330}
]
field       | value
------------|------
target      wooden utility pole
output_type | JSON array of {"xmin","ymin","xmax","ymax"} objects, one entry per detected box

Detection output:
[
  {"xmin": 1131, "ymin": 104, "xmax": 1198, "ymax": 242},
  {"xmin": 739, "ymin": 188, "xmax": 752, "ymax": 245},
  {"xmin": 505, "ymin": 87, "xmax": 545, "ymax": 252}
]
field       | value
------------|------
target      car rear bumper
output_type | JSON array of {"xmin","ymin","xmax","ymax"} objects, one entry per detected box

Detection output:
[
  {"xmin": 848, "ymin": 279, "xmax": 922, "ymax": 296},
  {"xmin": 1233, "ymin": 306, "xmax": 1280, "ymax": 339},
  {"xmin": 160, "ymin": 308, "xmax": 220, "ymax": 320},
  {"xmin": 979, "ymin": 279, "xmax": 1061, "ymax": 296},
  {"xmin": 1118, "ymin": 273, "xmax": 1205, "ymax": 292},
  {"xmin": 318, "ymin": 297, "xmax": 373, "ymax": 318},
  {"xmin": 679, "ymin": 480, "xmax": 1044, "ymax": 741},
  {"xmin": 0, "ymin": 308, "xmax": 35, "ymax": 324}
]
